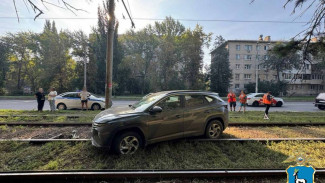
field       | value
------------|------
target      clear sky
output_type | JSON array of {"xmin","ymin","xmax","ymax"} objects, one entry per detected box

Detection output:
[{"xmin": 0, "ymin": 0, "xmax": 317, "ymax": 65}]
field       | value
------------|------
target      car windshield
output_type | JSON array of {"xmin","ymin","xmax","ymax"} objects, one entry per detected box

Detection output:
[{"xmin": 131, "ymin": 93, "xmax": 165, "ymax": 112}]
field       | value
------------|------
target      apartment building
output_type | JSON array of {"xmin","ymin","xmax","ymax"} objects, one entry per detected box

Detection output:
[{"xmin": 211, "ymin": 36, "xmax": 325, "ymax": 96}]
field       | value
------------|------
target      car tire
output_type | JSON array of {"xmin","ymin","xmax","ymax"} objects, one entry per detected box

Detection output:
[
  {"xmin": 113, "ymin": 131, "xmax": 143, "ymax": 155},
  {"xmin": 205, "ymin": 120, "xmax": 223, "ymax": 139},
  {"xmin": 252, "ymin": 101, "xmax": 259, "ymax": 107},
  {"xmin": 276, "ymin": 101, "xmax": 283, "ymax": 107},
  {"xmin": 318, "ymin": 105, "xmax": 325, "ymax": 110},
  {"xmin": 57, "ymin": 103, "xmax": 67, "ymax": 110},
  {"xmin": 91, "ymin": 103, "xmax": 101, "ymax": 110}
]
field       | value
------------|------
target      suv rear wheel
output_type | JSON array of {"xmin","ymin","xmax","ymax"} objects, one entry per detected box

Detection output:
[
  {"xmin": 113, "ymin": 131, "xmax": 142, "ymax": 155},
  {"xmin": 205, "ymin": 120, "xmax": 223, "ymax": 139},
  {"xmin": 318, "ymin": 105, "xmax": 325, "ymax": 110}
]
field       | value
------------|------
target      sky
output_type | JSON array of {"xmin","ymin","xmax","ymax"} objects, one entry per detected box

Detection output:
[{"xmin": 0, "ymin": 0, "xmax": 318, "ymax": 66}]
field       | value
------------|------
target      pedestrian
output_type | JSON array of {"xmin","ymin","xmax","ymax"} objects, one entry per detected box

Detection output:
[
  {"xmin": 34, "ymin": 88, "xmax": 45, "ymax": 112},
  {"xmin": 238, "ymin": 90, "xmax": 247, "ymax": 113},
  {"xmin": 48, "ymin": 87, "xmax": 57, "ymax": 112},
  {"xmin": 79, "ymin": 87, "xmax": 90, "ymax": 111},
  {"xmin": 263, "ymin": 91, "xmax": 272, "ymax": 119},
  {"xmin": 227, "ymin": 90, "xmax": 237, "ymax": 111}
]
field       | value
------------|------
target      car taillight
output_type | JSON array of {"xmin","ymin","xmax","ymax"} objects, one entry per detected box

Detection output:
[{"xmin": 247, "ymin": 98, "xmax": 251, "ymax": 100}]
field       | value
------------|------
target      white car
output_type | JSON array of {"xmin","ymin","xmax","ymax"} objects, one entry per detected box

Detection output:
[
  {"xmin": 246, "ymin": 93, "xmax": 284, "ymax": 107},
  {"xmin": 55, "ymin": 92, "xmax": 105, "ymax": 110}
]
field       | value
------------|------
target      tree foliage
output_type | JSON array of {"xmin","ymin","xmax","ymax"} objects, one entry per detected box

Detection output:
[{"xmin": 210, "ymin": 36, "xmax": 232, "ymax": 96}]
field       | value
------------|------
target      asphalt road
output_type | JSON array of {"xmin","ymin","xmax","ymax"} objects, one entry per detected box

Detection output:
[{"xmin": 0, "ymin": 100, "xmax": 320, "ymax": 112}]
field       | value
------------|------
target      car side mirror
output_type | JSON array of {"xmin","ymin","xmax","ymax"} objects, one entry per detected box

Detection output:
[{"xmin": 150, "ymin": 106, "xmax": 162, "ymax": 113}]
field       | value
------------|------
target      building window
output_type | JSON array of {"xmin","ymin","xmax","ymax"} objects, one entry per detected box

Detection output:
[
  {"xmin": 236, "ymin": 64, "xmax": 240, "ymax": 69},
  {"xmin": 235, "ymin": 84, "xmax": 240, "ymax": 89},
  {"xmin": 274, "ymin": 75, "xmax": 278, "ymax": 80},
  {"xmin": 264, "ymin": 45, "xmax": 269, "ymax": 50},
  {"xmin": 306, "ymin": 64, "xmax": 310, "ymax": 70},
  {"xmin": 264, "ymin": 55, "xmax": 269, "ymax": 60},
  {"xmin": 320, "ymin": 85, "xmax": 324, "ymax": 90},
  {"xmin": 283, "ymin": 73, "xmax": 292, "ymax": 79},
  {"xmin": 244, "ymin": 55, "xmax": 252, "ymax": 60},
  {"xmin": 244, "ymin": 64, "xmax": 251, "ymax": 69},
  {"xmin": 257, "ymin": 65, "xmax": 261, "ymax": 70},
  {"xmin": 256, "ymin": 45, "xmax": 261, "ymax": 51},
  {"xmin": 310, "ymin": 85, "xmax": 316, "ymax": 90},
  {"xmin": 256, "ymin": 55, "xmax": 260, "ymax": 60},
  {"xmin": 235, "ymin": 74, "xmax": 240, "ymax": 80},
  {"xmin": 236, "ymin": 54, "xmax": 240, "ymax": 60},
  {"xmin": 244, "ymin": 74, "xmax": 251, "ymax": 79},
  {"xmin": 236, "ymin": 45, "xmax": 240, "ymax": 51},
  {"xmin": 245, "ymin": 45, "xmax": 252, "ymax": 51}
]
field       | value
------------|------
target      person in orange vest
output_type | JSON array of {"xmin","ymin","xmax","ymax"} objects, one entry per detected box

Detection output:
[
  {"xmin": 238, "ymin": 90, "xmax": 247, "ymax": 113},
  {"xmin": 263, "ymin": 91, "xmax": 272, "ymax": 119},
  {"xmin": 227, "ymin": 90, "xmax": 237, "ymax": 111}
]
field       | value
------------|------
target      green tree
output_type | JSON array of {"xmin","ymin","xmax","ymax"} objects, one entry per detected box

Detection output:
[
  {"xmin": 263, "ymin": 41, "xmax": 301, "ymax": 82},
  {"xmin": 210, "ymin": 36, "xmax": 232, "ymax": 96},
  {"xmin": 179, "ymin": 25, "xmax": 211, "ymax": 89},
  {"xmin": 0, "ymin": 40, "xmax": 9, "ymax": 90}
]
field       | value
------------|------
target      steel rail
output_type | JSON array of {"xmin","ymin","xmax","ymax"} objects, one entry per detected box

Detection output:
[
  {"xmin": 1, "ymin": 121, "xmax": 325, "ymax": 127},
  {"xmin": 1, "ymin": 138, "xmax": 325, "ymax": 143},
  {"xmin": 0, "ymin": 169, "xmax": 324, "ymax": 180},
  {"xmin": 0, "ymin": 115, "xmax": 91, "ymax": 118}
]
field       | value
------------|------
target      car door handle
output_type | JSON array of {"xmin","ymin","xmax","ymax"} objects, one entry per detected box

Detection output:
[{"xmin": 175, "ymin": 115, "xmax": 182, "ymax": 118}]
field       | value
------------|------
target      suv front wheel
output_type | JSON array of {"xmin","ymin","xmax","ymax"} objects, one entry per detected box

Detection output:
[
  {"xmin": 113, "ymin": 131, "xmax": 142, "ymax": 155},
  {"xmin": 205, "ymin": 120, "xmax": 223, "ymax": 139}
]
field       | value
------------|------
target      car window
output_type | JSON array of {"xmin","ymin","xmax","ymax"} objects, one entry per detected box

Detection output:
[
  {"xmin": 132, "ymin": 93, "xmax": 165, "ymax": 112},
  {"xmin": 205, "ymin": 96, "xmax": 216, "ymax": 104},
  {"xmin": 185, "ymin": 95, "xmax": 206, "ymax": 107},
  {"xmin": 64, "ymin": 93, "xmax": 79, "ymax": 98},
  {"xmin": 156, "ymin": 95, "xmax": 181, "ymax": 110},
  {"xmin": 255, "ymin": 94, "xmax": 263, "ymax": 97}
]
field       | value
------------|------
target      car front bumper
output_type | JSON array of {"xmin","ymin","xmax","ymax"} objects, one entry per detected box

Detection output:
[{"xmin": 91, "ymin": 123, "xmax": 114, "ymax": 148}]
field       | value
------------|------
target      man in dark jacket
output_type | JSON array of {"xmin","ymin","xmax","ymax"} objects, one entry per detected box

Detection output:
[{"xmin": 35, "ymin": 88, "xmax": 45, "ymax": 112}]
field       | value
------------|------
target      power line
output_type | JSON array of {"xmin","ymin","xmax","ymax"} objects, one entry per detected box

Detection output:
[
  {"xmin": 0, "ymin": 16, "xmax": 309, "ymax": 24},
  {"xmin": 121, "ymin": 0, "xmax": 135, "ymax": 28},
  {"xmin": 126, "ymin": 0, "xmax": 132, "ymax": 18}
]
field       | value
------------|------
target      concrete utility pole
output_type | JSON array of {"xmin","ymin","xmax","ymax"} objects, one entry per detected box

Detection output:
[
  {"xmin": 255, "ymin": 41, "xmax": 259, "ymax": 93},
  {"xmin": 83, "ymin": 56, "xmax": 87, "ymax": 88},
  {"xmin": 105, "ymin": 0, "xmax": 115, "ymax": 109}
]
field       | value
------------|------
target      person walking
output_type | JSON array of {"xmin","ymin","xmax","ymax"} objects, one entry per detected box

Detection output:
[
  {"xmin": 79, "ymin": 87, "xmax": 90, "ymax": 111},
  {"xmin": 48, "ymin": 87, "xmax": 57, "ymax": 112},
  {"xmin": 227, "ymin": 91, "xmax": 237, "ymax": 111},
  {"xmin": 34, "ymin": 88, "xmax": 45, "ymax": 112},
  {"xmin": 263, "ymin": 91, "xmax": 272, "ymax": 119},
  {"xmin": 238, "ymin": 90, "xmax": 247, "ymax": 113}
]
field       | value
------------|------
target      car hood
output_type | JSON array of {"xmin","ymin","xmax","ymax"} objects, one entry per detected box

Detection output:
[{"xmin": 93, "ymin": 106, "xmax": 141, "ymax": 123}]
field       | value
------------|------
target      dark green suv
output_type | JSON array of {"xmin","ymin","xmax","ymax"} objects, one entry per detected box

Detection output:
[{"xmin": 92, "ymin": 91, "xmax": 228, "ymax": 154}]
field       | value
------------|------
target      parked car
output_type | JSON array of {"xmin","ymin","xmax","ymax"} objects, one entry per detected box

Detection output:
[
  {"xmin": 92, "ymin": 90, "xmax": 229, "ymax": 154},
  {"xmin": 315, "ymin": 93, "xmax": 325, "ymax": 110},
  {"xmin": 55, "ymin": 92, "xmax": 105, "ymax": 110},
  {"xmin": 246, "ymin": 93, "xmax": 284, "ymax": 107}
]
